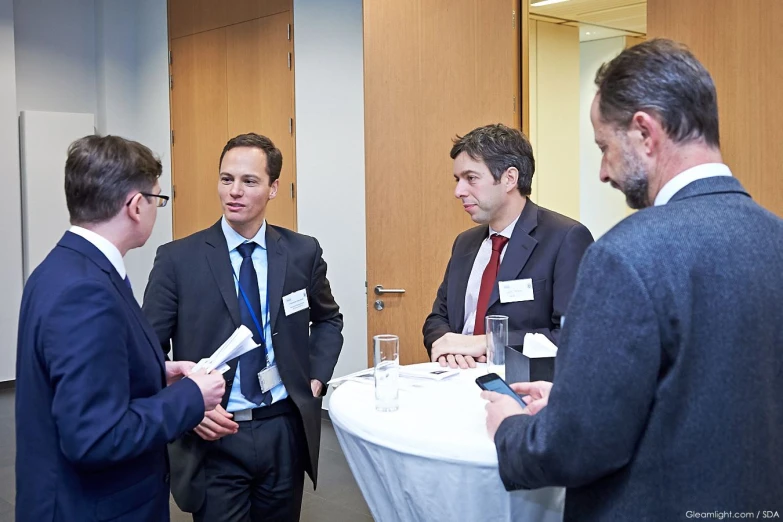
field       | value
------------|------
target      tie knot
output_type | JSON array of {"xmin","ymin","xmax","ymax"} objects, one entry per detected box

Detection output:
[
  {"xmin": 490, "ymin": 234, "xmax": 509, "ymax": 253},
  {"xmin": 237, "ymin": 242, "xmax": 256, "ymax": 259}
]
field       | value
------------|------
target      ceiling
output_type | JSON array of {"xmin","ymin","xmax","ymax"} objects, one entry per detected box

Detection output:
[{"xmin": 529, "ymin": 0, "xmax": 647, "ymax": 36}]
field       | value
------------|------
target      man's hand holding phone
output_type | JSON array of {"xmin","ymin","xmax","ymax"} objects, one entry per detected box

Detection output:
[{"xmin": 478, "ymin": 373, "xmax": 552, "ymax": 439}]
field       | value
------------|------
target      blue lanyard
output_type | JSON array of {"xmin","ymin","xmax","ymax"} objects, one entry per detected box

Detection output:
[{"xmin": 233, "ymin": 269, "xmax": 271, "ymax": 365}]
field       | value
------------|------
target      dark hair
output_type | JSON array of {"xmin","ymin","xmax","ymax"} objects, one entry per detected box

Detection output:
[
  {"xmin": 450, "ymin": 124, "xmax": 535, "ymax": 197},
  {"xmin": 219, "ymin": 133, "xmax": 283, "ymax": 184},
  {"xmin": 594, "ymin": 38, "xmax": 720, "ymax": 147},
  {"xmin": 64, "ymin": 135, "xmax": 161, "ymax": 225}
]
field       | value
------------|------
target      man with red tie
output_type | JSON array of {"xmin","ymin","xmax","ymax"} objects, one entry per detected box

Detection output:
[{"xmin": 423, "ymin": 124, "xmax": 594, "ymax": 368}]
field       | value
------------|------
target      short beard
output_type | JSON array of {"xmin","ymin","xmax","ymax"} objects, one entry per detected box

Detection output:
[
  {"xmin": 624, "ymin": 170, "xmax": 650, "ymax": 209},
  {"xmin": 620, "ymin": 146, "xmax": 651, "ymax": 209}
]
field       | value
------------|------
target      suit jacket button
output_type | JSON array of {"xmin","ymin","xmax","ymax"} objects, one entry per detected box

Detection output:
[{"xmin": 164, "ymin": 473, "xmax": 170, "ymax": 484}]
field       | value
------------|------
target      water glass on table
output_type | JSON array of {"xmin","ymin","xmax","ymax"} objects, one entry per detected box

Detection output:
[
  {"xmin": 485, "ymin": 315, "xmax": 508, "ymax": 378},
  {"xmin": 374, "ymin": 334, "xmax": 399, "ymax": 412}
]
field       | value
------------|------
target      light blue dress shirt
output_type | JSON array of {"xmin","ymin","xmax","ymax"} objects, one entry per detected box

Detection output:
[{"xmin": 222, "ymin": 217, "xmax": 288, "ymax": 412}]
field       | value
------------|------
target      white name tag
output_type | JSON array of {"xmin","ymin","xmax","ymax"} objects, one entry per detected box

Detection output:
[
  {"xmin": 258, "ymin": 365, "xmax": 282, "ymax": 393},
  {"xmin": 498, "ymin": 278, "xmax": 534, "ymax": 303},
  {"xmin": 282, "ymin": 288, "xmax": 309, "ymax": 316}
]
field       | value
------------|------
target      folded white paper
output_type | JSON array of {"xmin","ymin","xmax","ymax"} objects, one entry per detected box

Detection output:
[
  {"xmin": 194, "ymin": 360, "xmax": 231, "ymax": 374},
  {"xmin": 522, "ymin": 333, "xmax": 558, "ymax": 358},
  {"xmin": 327, "ymin": 368, "xmax": 373, "ymax": 387},
  {"xmin": 328, "ymin": 365, "xmax": 456, "ymax": 389},
  {"xmin": 398, "ymin": 366, "xmax": 459, "ymax": 381},
  {"xmin": 191, "ymin": 325, "xmax": 260, "ymax": 374}
]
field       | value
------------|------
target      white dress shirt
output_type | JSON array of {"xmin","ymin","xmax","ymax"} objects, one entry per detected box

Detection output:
[
  {"xmin": 221, "ymin": 217, "xmax": 288, "ymax": 412},
  {"xmin": 461, "ymin": 213, "xmax": 520, "ymax": 334},
  {"xmin": 654, "ymin": 163, "xmax": 733, "ymax": 206},
  {"xmin": 68, "ymin": 226, "xmax": 126, "ymax": 279}
]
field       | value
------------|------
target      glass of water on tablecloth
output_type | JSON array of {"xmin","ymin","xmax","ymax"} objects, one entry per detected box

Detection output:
[
  {"xmin": 486, "ymin": 315, "xmax": 508, "ymax": 378},
  {"xmin": 373, "ymin": 334, "xmax": 399, "ymax": 412}
]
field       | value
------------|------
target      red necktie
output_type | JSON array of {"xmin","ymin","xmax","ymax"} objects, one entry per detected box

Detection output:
[{"xmin": 473, "ymin": 234, "xmax": 509, "ymax": 335}]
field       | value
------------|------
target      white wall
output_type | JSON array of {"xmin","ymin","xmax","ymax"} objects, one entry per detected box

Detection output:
[
  {"xmin": 97, "ymin": 0, "xmax": 174, "ymax": 300},
  {"xmin": 12, "ymin": 0, "xmax": 171, "ymax": 303},
  {"xmin": 19, "ymin": 111, "xmax": 95, "ymax": 278},
  {"xmin": 579, "ymin": 37, "xmax": 629, "ymax": 238},
  {"xmin": 13, "ymin": 0, "xmax": 97, "ymax": 117},
  {"xmin": 293, "ymin": 0, "xmax": 367, "ymax": 407},
  {"xmin": 528, "ymin": 20, "xmax": 581, "ymax": 221},
  {"xmin": 0, "ymin": 0, "xmax": 172, "ymax": 381},
  {"xmin": 0, "ymin": 0, "xmax": 23, "ymax": 381}
]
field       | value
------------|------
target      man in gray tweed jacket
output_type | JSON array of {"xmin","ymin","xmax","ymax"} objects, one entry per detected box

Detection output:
[{"xmin": 482, "ymin": 39, "xmax": 783, "ymax": 521}]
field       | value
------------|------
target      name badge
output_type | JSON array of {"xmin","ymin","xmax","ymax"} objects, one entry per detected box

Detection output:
[
  {"xmin": 283, "ymin": 288, "xmax": 309, "ymax": 316},
  {"xmin": 498, "ymin": 279, "xmax": 534, "ymax": 303},
  {"xmin": 258, "ymin": 365, "xmax": 282, "ymax": 393}
]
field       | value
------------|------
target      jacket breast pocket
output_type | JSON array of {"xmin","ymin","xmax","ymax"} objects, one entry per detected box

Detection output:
[
  {"xmin": 499, "ymin": 278, "xmax": 549, "ymax": 316},
  {"xmin": 531, "ymin": 278, "xmax": 548, "ymax": 301}
]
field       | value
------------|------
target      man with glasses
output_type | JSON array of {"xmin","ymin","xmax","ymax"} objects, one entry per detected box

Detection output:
[
  {"xmin": 15, "ymin": 135, "xmax": 226, "ymax": 522},
  {"xmin": 128, "ymin": 191, "xmax": 170, "ymax": 208},
  {"xmin": 143, "ymin": 133, "xmax": 343, "ymax": 522}
]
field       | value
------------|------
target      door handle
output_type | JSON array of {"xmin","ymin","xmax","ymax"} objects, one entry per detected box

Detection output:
[{"xmin": 374, "ymin": 285, "xmax": 406, "ymax": 295}]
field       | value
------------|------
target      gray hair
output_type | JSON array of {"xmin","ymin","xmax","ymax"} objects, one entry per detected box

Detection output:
[{"xmin": 595, "ymin": 38, "xmax": 720, "ymax": 148}]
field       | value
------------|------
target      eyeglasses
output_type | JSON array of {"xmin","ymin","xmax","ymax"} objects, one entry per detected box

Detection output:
[{"xmin": 126, "ymin": 192, "xmax": 170, "ymax": 208}]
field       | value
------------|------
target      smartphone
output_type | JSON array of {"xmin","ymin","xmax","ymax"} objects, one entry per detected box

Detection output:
[{"xmin": 476, "ymin": 373, "xmax": 527, "ymax": 408}]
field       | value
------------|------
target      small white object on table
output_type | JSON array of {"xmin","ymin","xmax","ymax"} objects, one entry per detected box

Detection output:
[{"xmin": 328, "ymin": 362, "xmax": 565, "ymax": 522}]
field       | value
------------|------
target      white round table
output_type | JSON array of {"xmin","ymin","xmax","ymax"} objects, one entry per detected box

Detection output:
[{"xmin": 329, "ymin": 363, "xmax": 565, "ymax": 522}]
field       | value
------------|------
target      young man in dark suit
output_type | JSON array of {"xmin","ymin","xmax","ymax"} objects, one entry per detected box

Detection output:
[
  {"xmin": 15, "ymin": 135, "xmax": 226, "ymax": 522},
  {"xmin": 143, "ymin": 133, "xmax": 343, "ymax": 521},
  {"xmin": 423, "ymin": 123, "xmax": 594, "ymax": 368},
  {"xmin": 483, "ymin": 39, "xmax": 783, "ymax": 520}
]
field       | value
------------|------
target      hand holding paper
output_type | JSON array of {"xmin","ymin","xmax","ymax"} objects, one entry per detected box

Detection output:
[{"xmin": 191, "ymin": 325, "xmax": 260, "ymax": 374}]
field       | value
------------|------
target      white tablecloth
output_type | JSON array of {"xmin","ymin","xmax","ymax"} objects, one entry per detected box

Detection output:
[{"xmin": 329, "ymin": 363, "xmax": 564, "ymax": 522}]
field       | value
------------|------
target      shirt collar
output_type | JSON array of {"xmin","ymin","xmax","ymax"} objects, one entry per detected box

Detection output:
[
  {"xmin": 488, "ymin": 212, "xmax": 521, "ymax": 239},
  {"xmin": 68, "ymin": 226, "xmax": 126, "ymax": 279},
  {"xmin": 221, "ymin": 216, "xmax": 267, "ymax": 252},
  {"xmin": 654, "ymin": 163, "xmax": 733, "ymax": 206}
]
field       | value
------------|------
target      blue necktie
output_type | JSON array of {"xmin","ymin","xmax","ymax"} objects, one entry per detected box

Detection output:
[
  {"xmin": 123, "ymin": 276, "xmax": 132, "ymax": 292},
  {"xmin": 236, "ymin": 242, "xmax": 271, "ymax": 406}
]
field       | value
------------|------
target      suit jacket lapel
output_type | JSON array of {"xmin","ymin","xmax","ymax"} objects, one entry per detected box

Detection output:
[
  {"xmin": 488, "ymin": 199, "xmax": 539, "ymax": 308},
  {"xmin": 266, "ymin": 225, "xmax": 287, "ymax": 333},
  {"xmin": 451, "ymin": 229, "xmax": 484, "ymax": 332},
  {"xmin": 204, "ymin": 221, "xmax": 241, "ymax": 327}
]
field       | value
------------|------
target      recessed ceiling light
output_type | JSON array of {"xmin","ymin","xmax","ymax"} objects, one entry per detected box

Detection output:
[{"xmin": 531, "ymin": 0, "xmax": 571, "ymax": 7}]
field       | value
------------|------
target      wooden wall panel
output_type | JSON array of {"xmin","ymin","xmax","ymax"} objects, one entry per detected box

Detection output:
[
  {"xmin": 170, "ymin": 30, "xmax": 228, "ymax": 239},
  {"xmin": 169, "ymin": 0, "xmax": 291, "ymax": 39},
  {"xmin": 226, "ymin": 13, "xmax": 296, "ymax": 230},
  {"xmin": 168, "ymin": 2, "xmax": 297, "ymax": 237},
  {"xmin": 364, "ymin": 0, "xmax": 520, "ymax": 365},
  {"xmin": 648, "ymin": 0, "xmax": 783, "ymax": 216}
]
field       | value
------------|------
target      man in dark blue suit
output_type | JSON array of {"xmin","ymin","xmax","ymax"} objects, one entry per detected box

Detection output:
[
  {"xmin": 482, "ymin": 40, "xmax": 783, "ymax": 520},
  {"xmin": 423, "ymin": 124, "xmax": 594, "ymax": 368},
  {"xmin": 15, "ymin": 135, "xmax": 226, "ymax": 522}
]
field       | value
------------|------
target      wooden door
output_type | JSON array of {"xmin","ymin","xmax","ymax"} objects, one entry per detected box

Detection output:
[
  {"xmin": 227, "ymin": 12, "xmax": 296, "ymax": 230},
  {"xmin": 364, "ymin": 0, "xmax": 521, "ymax": 365},
  {"xmin": 168, "ymin": 0, "xmax": 289, "ymax": 39},
  {"xmin": 648, "ymin": 0, "xmax": 783, "ymax": 217},
  {"xmin": 169, "ymin": 2, "xmax": 296, "ymax": 239},
  {"xmin": 170, "ymin": 29, "xmax": 228, "ymax": 239}
]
